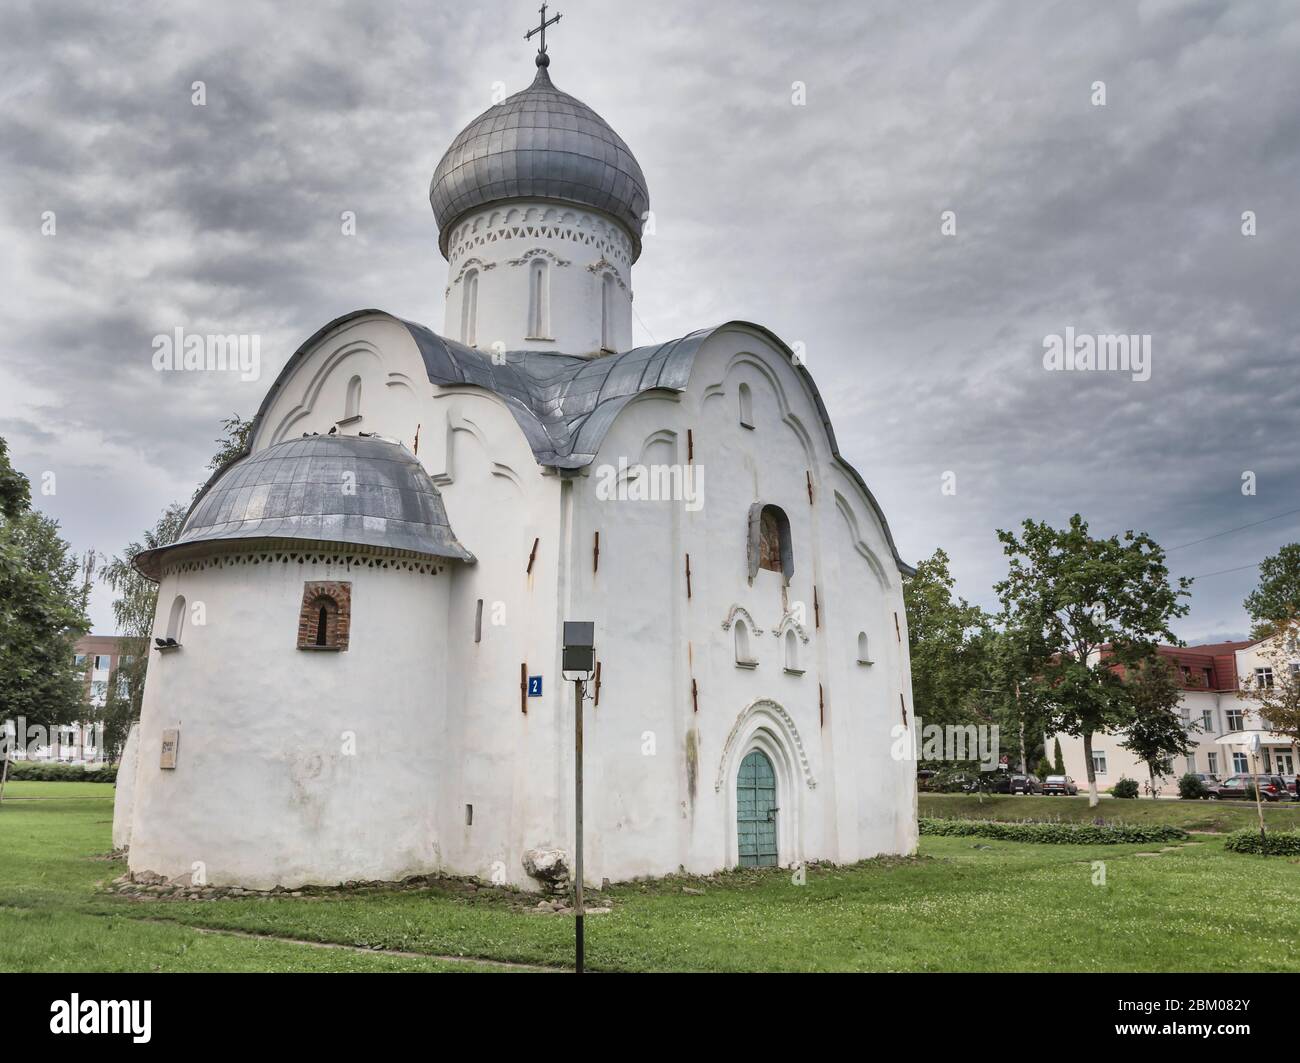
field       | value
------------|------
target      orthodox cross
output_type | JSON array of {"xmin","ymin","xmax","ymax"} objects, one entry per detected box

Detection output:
[{"xmin": 525, "ymin": 3, "xmax": 562, "ymax": 58}]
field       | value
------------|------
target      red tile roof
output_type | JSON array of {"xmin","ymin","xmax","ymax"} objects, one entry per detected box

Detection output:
[{"xmin": 1157, "ymin": 639, "xmax": 1260, "ymax": 692}]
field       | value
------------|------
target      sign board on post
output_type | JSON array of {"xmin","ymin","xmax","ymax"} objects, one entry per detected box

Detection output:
[
  {"xmin": 562, "ymin": 622, "xmax": 595, "ymax": 677},
  {"xmin": 160, "ymin": 729, "xmax": 180, "ymax": 769}
]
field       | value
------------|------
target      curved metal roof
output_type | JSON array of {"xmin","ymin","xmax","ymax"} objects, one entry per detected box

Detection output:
[
  {"xmin": 430, "ymin": 62, "xmax": 649, "ymax": 261},
  {"xmin": 248, "ymin": 310, "xmax": 914, "ymax": 576},
  {"xmin": 134, "ymin": 435, "xmax": 473, "ymax": 580}
]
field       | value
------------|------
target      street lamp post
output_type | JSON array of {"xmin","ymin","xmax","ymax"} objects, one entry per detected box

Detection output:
[{"xmin": 562, "ymin": 621, "xmax": 596, "ymax": 974}]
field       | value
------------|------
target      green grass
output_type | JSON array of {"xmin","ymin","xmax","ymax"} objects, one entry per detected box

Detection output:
[
  {"xmin": 3, "ymin": 781, "xmax": 1300, "ymax": 971},
  {"xmin": 921, "ymin": 792, "xmax": 1300, "ymax": 832}
]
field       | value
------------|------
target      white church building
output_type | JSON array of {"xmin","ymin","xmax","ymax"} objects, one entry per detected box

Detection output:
[{"xmin": 114, "ymin": 35, "xmax": 918, "ymax": 891}]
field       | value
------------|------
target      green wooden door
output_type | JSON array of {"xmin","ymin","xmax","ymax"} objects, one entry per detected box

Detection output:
[{"xmin": 737, "ymin": 749, "xmax": 778, "ymax": 867}]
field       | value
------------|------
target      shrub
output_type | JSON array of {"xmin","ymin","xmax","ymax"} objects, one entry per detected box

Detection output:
[
  {"xmin": 1112, "ymin": 777, "xmax": 1139, "ymax": 799},
  {"xmin": 919, "ymin": 817, "xmax": 1188, "ymax": 845},
  {"xmin": 1223, "ymin": 829, "xmax": 1300, "ymax": 856},
  {"xmin": 1177, "ymin": 773, "xmax": 1206, "ymax": 800},
  {"xmin": 3, "ymin": 760, "xmax": 118, "ymax": 783},
  {"xmin": 1035, "ymin": 757, "xmax": 1053, "ymax": 778}
]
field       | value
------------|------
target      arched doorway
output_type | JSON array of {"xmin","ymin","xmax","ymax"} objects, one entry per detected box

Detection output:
[{"xmin": 736, "ymin": 749, "xmax": 778, "ymax": 867}]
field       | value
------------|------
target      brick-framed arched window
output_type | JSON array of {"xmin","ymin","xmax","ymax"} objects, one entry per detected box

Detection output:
[{"xmin": 297, "ymin": 581, "xmax": 351, "ymax": 651}]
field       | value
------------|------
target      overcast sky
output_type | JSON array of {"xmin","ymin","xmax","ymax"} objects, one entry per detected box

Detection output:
[{"xmin": 3, "ymin": 0, "xmax": 1297, "ymax": 641}]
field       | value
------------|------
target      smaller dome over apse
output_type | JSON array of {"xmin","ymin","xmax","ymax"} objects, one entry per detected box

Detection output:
[
  {"xmin": 134, "ymin": 435, "xmax": 473, "ymax": 579},
  {"xmin": 429, "ymin": 59, "xmax": 650, "ymax": 261}
]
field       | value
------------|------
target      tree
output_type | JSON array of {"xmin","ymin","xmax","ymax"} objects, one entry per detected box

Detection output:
[
  {"xmin": 903, "ymin": 548, "xmax": 993, "ymax": 729},
  {"xmin": 0, "ymin": 437, "xmax": 30, "ymax": 518},
  {"xmin": 1244, "ymin": 544, "xmax": 1300, "ymax": 640},
  {"xmin": 1118, "ymin": 654, "xmax": 1194, "ymax": 795},
  {"xmin": 96, "ymin": 415, "xmax": 250, "ymax": 760},
  {"xmin": 98, "ymin": 505, "xmax": 186, "ymax": 760},
  {"xmin": 995, "ymin": 514, "xmax": 1190, "ymax": 807},
  {"xmin": 980, "ymin": 624, "xmax": 1052, "ymax": 774},
  {"xmin": 1052, "ymin": 736, "xmax": 1065, "ymax": 774},
  {"xmin": 206, "ymin": 415, "xmax": 253, "ymax": 479},
  {"xmin": 0, "ymin": 438, "xmax": 91, "ymax": 737}
]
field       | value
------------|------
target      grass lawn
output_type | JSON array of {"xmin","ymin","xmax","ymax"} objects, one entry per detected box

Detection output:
[
  {"xmin": 3, "ymin": 781, "xmax": 1299, "ymax": 972},
  {"xmin": 921, "ymin": 792, "xmax": 1300, "ymax": 832}
]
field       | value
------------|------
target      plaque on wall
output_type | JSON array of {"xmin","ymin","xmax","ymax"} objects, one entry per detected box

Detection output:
[{"xmin": 160, "ymin": 729, "xmax": 179, "ymax": 769}]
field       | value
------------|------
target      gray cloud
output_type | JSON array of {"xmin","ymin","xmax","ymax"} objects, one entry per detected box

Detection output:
[{"xmin": 2, "ymin": 0, "xmax": 1297, "ymax": 642}]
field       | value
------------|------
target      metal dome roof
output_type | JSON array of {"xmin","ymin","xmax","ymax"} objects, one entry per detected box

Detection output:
[
  {"xmin": 430, "ymin": 62, "xmax": 650, "ymax": 261},
  {"xmin": 134, "ymin": 435, "xmax": 473, "ymax": 579}
]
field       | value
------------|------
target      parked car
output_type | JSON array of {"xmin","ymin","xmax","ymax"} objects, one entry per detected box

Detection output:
[
  {"xmin": 1009, "ymin": 773, "xmax": 1042, "ymax": 795},
  {"xmin": 1217, "ymin": 774, "xmax": 1288, "ymax": 801},
  {"xmin": 1259, "ymin": 774, "xmax": 1291, "ymax": 800},
  {"xmin": 1185, "ymin": 772, "xmax": 1223, "ymax": 799},
  {"xmin": 1282, "ymin": 774, "xmax": 1298, "ymax": 799},
  {"xmin": 1041, "ymin": 775, "xmax": 1078, "ymax": 795}
]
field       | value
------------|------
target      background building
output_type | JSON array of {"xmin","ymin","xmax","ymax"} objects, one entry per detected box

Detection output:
[
  {"xmin": 8, "ymin": 634, "xmax": 127, "ymax": 763},
  {"xmin": 1054, "ymin": 635, "xmax": 1299, "ymax": 792}
]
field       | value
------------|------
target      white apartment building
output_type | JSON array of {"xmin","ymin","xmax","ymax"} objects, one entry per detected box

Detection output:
[
  {"xmin": 1054, "ymin": 634, "xmax": 1299, "ymax": 792},
  {"xmin": 3, "ymin": 634, "xmax": 128, "ymax": 764}
]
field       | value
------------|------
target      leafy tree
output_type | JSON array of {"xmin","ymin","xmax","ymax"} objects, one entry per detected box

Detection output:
[
  {"xmin": 0, "ymin": 438, "xmax": 91, "ymax": 737},
  {"xmin": 1118, "ymin": 654, "xmax": 1195, "ymax": 794},
  {"xmin": 96, "ymin": 415, "xmax": 250, "ymax": 760},
  {"xmin": 1244, "ymin": 544, "xmax": 1300, "ymax": 640},
  {"xmin": 98, "ymin": 505, "xmax": 186, "ymax": 760},
  {"xmin": 977, "ymin": 624, "xmax": 1053, "ymax": 773},
  {"xmin": 1052, "ymin": 736, "xmax": 1065, "ymax": 774},
  {"xmin": 0, "ymin": 438, "xmax": 30, "ymax": 519},
  {"xmin": 903, "ymin": 548, "xmax": 993, "ymax": 730},
  {"xmin": 206, "ymin": 415, "xmax": 253, "ymax": 478},
  {"xmin": 995, "ymin": 514, "xmax": 1190, "ymax": 807}
]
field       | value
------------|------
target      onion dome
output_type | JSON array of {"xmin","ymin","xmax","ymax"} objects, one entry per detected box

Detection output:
[{"xmin": 430, "ymin": 59, "xmax": 650, "ymax": 261}]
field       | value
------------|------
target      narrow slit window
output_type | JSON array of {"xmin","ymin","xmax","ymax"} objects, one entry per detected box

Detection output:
[
  {"xmin": 527, "ymin": 258, "xmax": 550, "ymax": 338},
  {"xmin": 738, "ymin": 382, "xmax": 754, "ymax": 428},
  {"xmin": 344, "ymin": 375, "xmax": 362, "ymax": 420},
  {"xmin": 600, "ymin": 272, "xmax": 616, "ymax": 351},
  {"xmin": 857, "ymin": 631, "xmax": 872, "ymax": 664},
  {"xmin": 297, "ymin": 581, "xmax": 351, "ymax": 651},
  {"xmin": 461, "ymin": 268, "xmax": 479, "ymax": 347},
  {"xmin": 166, "ymin": 594, "xmax": 186, "ymax": 642},
  {"xmin": 734, "ymin": 618, "xmax": 754, "ymax": 666}
]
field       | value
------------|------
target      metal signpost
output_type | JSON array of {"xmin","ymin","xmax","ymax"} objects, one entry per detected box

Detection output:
[
  {"xmin": 1248, "ymin": 732, "xmax": 1267, "ymax": 846},
  {"xmin": 562, "ymin": 621, "xmax": 595, "ymax": 974}
]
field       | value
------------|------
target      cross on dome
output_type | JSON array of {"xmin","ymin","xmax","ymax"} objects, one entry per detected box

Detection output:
[{"xmin": 524, "ymin": 3, "xmax": 562, "ymax": 67}]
